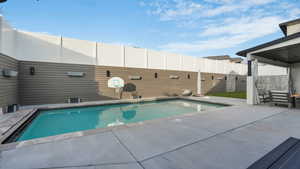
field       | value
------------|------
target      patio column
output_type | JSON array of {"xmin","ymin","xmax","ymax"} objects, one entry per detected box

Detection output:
[
  {"xmin": 197, "ymin": 69, "xmax": 202, "ymax": 95},
  {"xmin": 247, "ymin": 54, "xmax": 259, "ymax": 105}
]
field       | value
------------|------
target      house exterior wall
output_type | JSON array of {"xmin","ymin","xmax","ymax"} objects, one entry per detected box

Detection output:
[
  {"xmin": 287, "ymin": 23, "xmax": 300, "ymax": 36},
  {"xmin": 0, "ymin": 54, "xmax": 18, "ymax": 113}
]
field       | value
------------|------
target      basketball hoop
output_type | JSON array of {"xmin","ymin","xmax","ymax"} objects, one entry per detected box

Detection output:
[
  {"xmin": 108, "ymin": 77, "xmax": 125, "ymax": 98},
  {"xmin": 108, "ymin": 77, "xmax": 124, "ymax": 88}
]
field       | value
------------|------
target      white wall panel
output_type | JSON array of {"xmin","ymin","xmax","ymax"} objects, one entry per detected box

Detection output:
[
  {"xmin": 124, "ymin": 46, "xmax": 146, "ymax": 68},
  {"xmin": 258, "ymin": 64, "xmax": 287, "ymax": 76},
  {"xmin": 16, "ymin": 31, "xmax": 60, "ymax": 62},
  {"xmin": 182, "ymin": 55, "xmax": 196, "ymax": 71},
  {"xmin": 62, "ymin": 37, "xmax": 96, "ymax": 65},
  {"xmin": 223, "ymin": 61, "xmax": 231, "ymax": 74},
  {"xmin": 202, "ymin": 59, "xmax": 213, "ymax": 73},
  {"xmin": 197, "ymin": 58, "xmax": 205, "ymax": 72},
  {"xmin": 165, "ymin": 52, "xmax": 181, "ymax": 70},
  {"xmin": 1, "ymin": 18, "xmax": 16, "ymax": 58},
  {"xmin": 0, "ymin": 16, "xmax": 254, "ymax": 75},
  {"xmin": 98, "ymin": 43, "xmax": 123, "ymax": 67},
  {"xmin": 216, "ymin": 60, "xmax": 225, "ymax": 74},
  {"xmin": 230, "ymin": 63, "xmax": 239, "ymax": 75},
  {"xmin": 239, "ymin": 64, "xmax": 247, "ymax": 75},
  {"xmin": 148, "ymin": 49, "xmax": 165, "ymax": 69}
]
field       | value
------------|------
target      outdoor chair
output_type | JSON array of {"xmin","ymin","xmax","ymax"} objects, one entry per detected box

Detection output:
[
  {"xmin": 290, "ymin": 94, "xmax": 300, "ymax": 108},
  {"xmin": 258, "ymin": 89, "xmax": 270, "ymax": 103},
  {"xmin": 269, "ymin": 90, "xmax": 293, "ymax": 108}
]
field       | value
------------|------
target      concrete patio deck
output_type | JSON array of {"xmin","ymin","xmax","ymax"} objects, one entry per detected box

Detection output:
[{"xmin": 0, "ymin": 97, "xmax": 299, "ymax": 169}]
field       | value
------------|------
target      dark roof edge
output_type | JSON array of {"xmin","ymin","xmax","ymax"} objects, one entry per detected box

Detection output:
[
  {"xmin": 279, "ymin": 18, "xmax": 300, "ymax": 27},
  {"xmin": 279, "ymin": 18, "xmax": 300, "ymax": 36},
  {"xmin": 279, "ymin": 24, "xmax": 287, "ymax": 36},
  {"xmin": 236, "ymin": 32, "xmax": 300, "ymax": 57}
]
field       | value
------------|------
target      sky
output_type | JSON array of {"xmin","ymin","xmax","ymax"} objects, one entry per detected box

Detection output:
[{"xmin": 1, "ymin": 0, "xmax": 300, "ymax": 58}]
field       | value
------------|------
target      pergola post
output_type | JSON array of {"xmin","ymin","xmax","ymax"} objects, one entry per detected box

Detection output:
[
  {"xmin": 197, "ymin": 69, "xmax": 202, "ymax": 95},
  {"xmin": 247, "ymin": 53, "xmax": 259, "ymax": 105}
]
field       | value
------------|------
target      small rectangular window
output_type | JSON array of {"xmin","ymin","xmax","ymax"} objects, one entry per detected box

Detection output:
[
  {"xmin": 106, "ymin": 70, "xmax": 111, "ymax": 77},
  {"xmin": 30, "ymin": 67, "xmax": 35, "ymax": 75}
]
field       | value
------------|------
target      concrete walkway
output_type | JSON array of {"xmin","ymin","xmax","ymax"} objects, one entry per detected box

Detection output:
[{"xmin": 0, "ymin": 98, "xmax": 299, "ymax": 169}]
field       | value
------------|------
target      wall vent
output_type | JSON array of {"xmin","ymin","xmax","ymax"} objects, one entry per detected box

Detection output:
[
  {"xmin": 2, "ymin": 69, "xmax": 18, "ymax": 77},
  {"xmin": 67, "ymin": 72, "xmax": 85, "ymax": 77},
  {"xmin": 169, "ymin": 75, "xmax": 179, "ymax": 79},
  {"xmin": 129, "ymin": 76, "xmax": 142, "ymax": 80},
  {"xmin": 68, "ymin": 97, "xmax": 82, "ymax": 103}
]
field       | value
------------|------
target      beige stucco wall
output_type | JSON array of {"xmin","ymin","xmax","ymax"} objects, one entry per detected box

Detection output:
[{"xmin": 287, "ymin": 23, "xmax": 300, "ymax": 36}]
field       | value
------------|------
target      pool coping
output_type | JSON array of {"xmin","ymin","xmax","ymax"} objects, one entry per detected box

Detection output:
[{"xmin": 0, "ymin": 96, "xmax": 236, "ymax": 151}]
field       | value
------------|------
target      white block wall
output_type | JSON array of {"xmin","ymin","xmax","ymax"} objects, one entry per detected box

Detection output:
[
  {"xmin": 97, "ymin": 43, "xmax": 124, "ymax": 67},
  {"xmin": 0, "ymin": 16, "xmax": 287, "ymax": 76},
  {"xmin": 0, "ymin": 18, "xmax": 16, "ymax": 57},
  {"xmin": 62, "ymin": 37, "xmax": 96, "ymax": 65},
  {"xmin": 16, "ymin": 31, "xmax": 61, "ymax": 62},
  {"xmin": 165, "ymin": 52, "xmax": 181, "ymax": 70},
  {"xmin": 182, "ymin": 55, "xmax": 197, "ymax": 71},
  {"xmin": 147, "ymin": 49, "xmax": 165, "ymax": 69},
  {"xmin": 258, "ymin": 64, "xmax": 288, "ymax": 76},
  {"xmin": 124, "ymin": 46, "xmax": 146, "ymax": 68}
]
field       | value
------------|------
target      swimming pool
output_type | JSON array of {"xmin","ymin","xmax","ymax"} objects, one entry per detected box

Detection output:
[{"xmin": 12, "ymin": 99, "xmax": 226, "ymax": 142}]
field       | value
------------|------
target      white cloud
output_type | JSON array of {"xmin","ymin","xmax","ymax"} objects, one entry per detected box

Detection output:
[
  {"xmin": 201, "ymin": 16, "xmax": 283, "ymax": 36},
  {"xmin": 246, "ymin": 0, "xmax": 276, "ymax": 5},
  {"xmin": 161, "ymin": 16, "xmax": 285, "ymax": 53},
  {"xmin": 203, "ymin": 4, "xmax": 241, "ymax": 17},
  {"xmin": 146, "ymin": 0, "xmax": 203, "ymax": 21},
  {"xmin": 144, "ymin": 0, "xmax": 277, "ymax": 21},
  {"xmin": 161, "ymin": 34, "xmax": 258, "ymax": 53},
  {"xmin": 140, "ymin": 0, "xmax": 300, "ymax": 55}
]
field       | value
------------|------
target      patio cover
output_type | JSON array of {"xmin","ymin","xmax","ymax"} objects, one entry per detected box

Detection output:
[
  {"xmin": 237, "ymin": 32, "xmax": 300, "ymax": 66},
  {"xmin": 237, "ymin": 32, "xmax": 300, "ymax": 104}
]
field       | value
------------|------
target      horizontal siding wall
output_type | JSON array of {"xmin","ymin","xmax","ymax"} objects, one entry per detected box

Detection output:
[
  {"xmin": 96, "ymin": 66, "xmax": 197, "ymax": 99},
  {"xmin": 0, "ymin": 54, "xmax": 18, "ymax": 109},
  {"xmin": 19, "ymin": 61, "xmax": 106, "ymax": 105},
  {"xmin": 19, "ymin": 61, "xmax": 198, "ymax": 105}
]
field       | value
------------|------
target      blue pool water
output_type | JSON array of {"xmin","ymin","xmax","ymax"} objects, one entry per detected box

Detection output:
[{"xmin": 16, "ymin": 99, "xmax": 225, "ymax": 141}]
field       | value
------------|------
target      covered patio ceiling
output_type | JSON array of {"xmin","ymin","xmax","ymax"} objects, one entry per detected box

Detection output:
[
  {"xmin": 253, "ymin": 43, "xmax": 300, "ymax": 64},
  {"xmin": 237, "ymin": 32, "xmax": 300, "ymax": 67}
]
